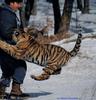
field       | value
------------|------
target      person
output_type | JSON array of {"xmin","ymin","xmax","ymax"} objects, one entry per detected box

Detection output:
[{"xmin": 0, "ymin": 0, "xmax": 27, "ymax": 97}]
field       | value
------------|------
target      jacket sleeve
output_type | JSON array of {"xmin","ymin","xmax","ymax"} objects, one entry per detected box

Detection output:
[{"xmin": 0, "ymin": 10, "xmax": 17, "ymax": 41}]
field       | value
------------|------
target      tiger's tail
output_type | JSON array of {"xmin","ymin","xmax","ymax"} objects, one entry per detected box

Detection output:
[{"xmin": 70, "ymin": 33, "xmax": 82, "ymax": 57}]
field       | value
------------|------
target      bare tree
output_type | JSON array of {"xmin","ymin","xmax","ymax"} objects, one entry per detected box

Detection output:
[
  {"xmin": 25, "ymin": 0, "xmax": 34, "ymax": 23},
  {"xmin": 77, "ymin": 0, "xmax": 83, "ymax": 12},
  {"xmin": 58, "ymin": 0, "xmax": 74, "ymax": 33},
  {"xmin": 19, "ymin": 0, "xmax": 35, "ymax": 29},
  {"xmin": 83, "ymin": 0, "xmax": 89, "ymax": 13},
  {"xmin": 51, "ymin": 0, "xmax": 61, "ymax": 34},
  {"xmin": 54, "ymin": 0, "xmax": 83, "ymax": 34}
]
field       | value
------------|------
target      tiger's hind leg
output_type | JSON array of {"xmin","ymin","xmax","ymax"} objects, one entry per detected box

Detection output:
[
  {"xmin": 31, "ymin": 71, "xmax": 50, "ymax": 81},
  {"xmin": 31, "ymin": 65, "xmax": 60, "ymax": 81}
]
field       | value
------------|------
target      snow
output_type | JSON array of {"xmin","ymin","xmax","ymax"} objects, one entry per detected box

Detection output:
[
  {"xmin": 1, "ymin": 0, "xmax": 96, "ymax": 100},
  {"xmin": 20, "ymin": 38, "xmax": 96, "ymax": 100}
]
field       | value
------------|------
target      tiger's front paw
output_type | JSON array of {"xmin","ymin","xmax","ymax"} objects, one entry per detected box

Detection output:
[
  {"xmin": 52, "ymin": 68, "xmax": 62, "ymax": 75},
  {"xmin": 31, "ymin": 72, "xmax": 50, "ymax": 81}
]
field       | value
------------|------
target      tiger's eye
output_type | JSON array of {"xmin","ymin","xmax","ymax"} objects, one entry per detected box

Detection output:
[{"xmin": 14, "ymin": 31, "xmax": 19, "ymax": 36}]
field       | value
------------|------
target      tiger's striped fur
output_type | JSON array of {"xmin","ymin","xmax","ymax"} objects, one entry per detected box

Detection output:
[{"xmin": 0, "ymin": 31, "xmax": 82, "ymax": 81}]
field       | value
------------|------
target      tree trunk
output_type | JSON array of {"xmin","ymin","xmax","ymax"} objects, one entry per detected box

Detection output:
[
  {"xmin": 19, "ymin": 0, "xmax": 35, "ymax": 29},
  {"xmin": 83, "ymin": 0, "xmax": 89, "ymax": 13},
  {"xmin": 52, "ymin": 0, "xmax": 61, "ymax": 34},
  {"xmin": 58, "ymin": 0, "xmax": 74, "ymax": 33},
  {"xmin": 25, "ymin": 0, "xmax": 35, "ymax": 24},
  {"xmin": 77, "ymin": 0, "xmax": 83, "ymax": 12}
]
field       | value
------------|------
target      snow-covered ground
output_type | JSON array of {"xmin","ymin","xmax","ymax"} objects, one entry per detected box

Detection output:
[
  {"xmin": 1, "ymin": 0, "xmax": 96, "ymax": 100},
  {"xmin": 22, "ymin": 38, "xmax": 96, "ymax": 100}
]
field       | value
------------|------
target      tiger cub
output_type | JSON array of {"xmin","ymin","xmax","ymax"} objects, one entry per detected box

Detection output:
[{"xmin": 0, "ymin": 31, "xmax": 82, "ymax": 81}]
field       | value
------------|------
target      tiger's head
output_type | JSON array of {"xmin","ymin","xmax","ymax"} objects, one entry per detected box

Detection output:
[
  {"xmin": 12, "ymin": 28, "xmax": 35, "ymax": 49},
  {"xmin": 12, "ymin": 27, "xmax": 48, "ymax": 43},
  {"xmin": 12, "ymin": 29, "xmax": 29, "ymax": 43}
]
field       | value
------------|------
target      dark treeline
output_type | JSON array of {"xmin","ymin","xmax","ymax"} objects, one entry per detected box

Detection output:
[{"xmin": 20, "ymin": 0, "xmax": 89, "ymax": 35}]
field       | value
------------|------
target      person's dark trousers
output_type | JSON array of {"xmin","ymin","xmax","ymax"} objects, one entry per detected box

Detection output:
[{"xmin": 0, "ymin": 49, "xmax": 27, "ymax": 86}]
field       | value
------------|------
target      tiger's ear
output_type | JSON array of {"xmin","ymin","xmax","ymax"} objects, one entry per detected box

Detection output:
[
  {"xmin": 40, "ymin": 26, "xmax": 49, "ymax": 35},
  {"xmin": 27, "ymin": 27, "xmax": 38, "ymax": 33},
  {"xmin": 26, "ymin": 27, "xmax": 39, "ymax": 39},
  {"xmin": 23, "ymin": 27, "xmax": 28, "ymax": 33},
  {"xmin": 19, "ymin": 28, "xmax": 26, "ymax": 33}
]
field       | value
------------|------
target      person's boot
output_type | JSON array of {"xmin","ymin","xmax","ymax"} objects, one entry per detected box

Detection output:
[
  {"xmin": 0, "ymin": 84, "xmax": 6, "ymax": 98},
  {"xmin": 10, "ymin": 82, "xmax": 22, "ymax": 96},
  {"xmin": 10, "ymin": 82, "xmax": 29, "ymax": 98}
]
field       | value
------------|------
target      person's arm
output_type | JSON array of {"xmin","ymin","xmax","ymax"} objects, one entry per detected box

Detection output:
[{"xmin": 0, "ymin": 10, "xmax": 17, "ymax": 41}]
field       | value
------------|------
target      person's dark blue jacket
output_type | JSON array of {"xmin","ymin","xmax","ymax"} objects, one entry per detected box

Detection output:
[{"xmin": 0, "ymin": 4, "xmax": 17, "ymax": 44}]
